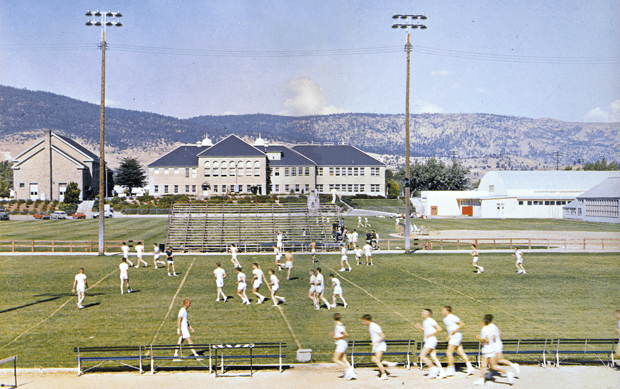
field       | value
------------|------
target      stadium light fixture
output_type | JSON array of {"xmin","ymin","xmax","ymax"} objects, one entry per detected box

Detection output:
[{"xmin": 391, "ymin": 12, "xmax": 427, "ymax": 254}]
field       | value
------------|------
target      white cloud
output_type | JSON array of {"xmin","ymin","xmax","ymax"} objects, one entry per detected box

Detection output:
[
  {"xmin": 279, "ymin": 79, "xmax": 349, "ymax": 117},
  {"xmin": 411, "ymin": 99, "xmax": 444, "ymax": 114},
  {"xmin": 584, "ymin": 99, "xmax": 620, "ymax": 123},
  {"xmin": 431, "ymin": 70, "xmax": 450, "ymax": 76}
]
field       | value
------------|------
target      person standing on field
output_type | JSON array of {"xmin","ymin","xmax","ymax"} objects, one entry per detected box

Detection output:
[
  {"xmin": 441, "ymin": 306, "xmax": 475, "ymax": 376},
  {"xmin": 310, "ymin": 240, "xmax": 317, "ymax": 263},
  {"xmin": 214, "ymin": 262, "xmax": 227, "ymax": 302},
  {"xmin": 119, "ymin": 258, "xmax": 132, "ymax": 295},
  {"xmin": 121, "ymin": 242, "xmax": 133, "ymax": 266},
  {"xmin": 363, "ymin": 242, "xmax": 373, "ymax": 266},
  {"xmin": 135, "ymin": 242, "xmax": 148, "ymax": 268},
  {"xmin": 166, "ymin": 247, "xmax": 178, "ymax": 276},
  {"xmin": 512, "ymin": 247, "xmax": 526, "ymax": 274},
  {"xmin": 153, "ymin": 243, "xmax": 166, "ymax": 269},
  {"xmin": 174, "ymin": 298, "xmax": 201, "ymax": 359},
  {"xmin": 72, "ymin": 268, "xmax": 88, "ymax": 309},
  {"xmin": 332, "ymin": 313, "xmax": 356, "ymax": 380},
  {"xmin": 283, "ymin": 251, "xmax": 294, "ymax": 280}
]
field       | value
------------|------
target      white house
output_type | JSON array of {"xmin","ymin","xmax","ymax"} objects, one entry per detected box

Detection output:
[{"xmin": 412, "ymin": 171, "xmax": 620, "ymax": 219}]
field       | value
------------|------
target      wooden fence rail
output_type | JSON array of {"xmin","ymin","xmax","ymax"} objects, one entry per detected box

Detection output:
[{"xmin": 0, "ymin": 240, "xmax": 144, "ymax": 253}]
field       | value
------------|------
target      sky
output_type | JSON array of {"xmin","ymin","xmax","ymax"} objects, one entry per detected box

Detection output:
[{"xmin": 0, "ymin": 0, "xmax": 619, "ymax": 123}]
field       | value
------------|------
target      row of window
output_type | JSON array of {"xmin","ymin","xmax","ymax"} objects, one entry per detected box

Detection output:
[
  {"xmin": 272, "ymin": 167, "xmax": 310, "ymax": 177},
  {"xmin": 327, "ymin": 183, "xmax": 381, "ymax": 193},
  {"xmin": 518, "ymin": 200, "xmax": 568, "ymax": 206},
  {"xmin": 153, "ymin": 168, "xmax": 198, "ymax": 178},
  {"xmin": 322, "ymin": 167, "xmax": 369, "ymax": 177},
  {"xmin": 204, "ymin": 161, "xmax": 261, "ymax": 177},
  {"xmin": 272, "ymin": 183, "xmax": 311, "ymax": 193},
  {"xmin": 154, "ymin": 184, "xmax": 261, "ymax": 194},
  {"xmin": 154, "ymin": 184, "xmax": 197, "ymax": 194},
  {"xmin": 584, "ymin": 199, "xmax": 619, "ymax": 218}
]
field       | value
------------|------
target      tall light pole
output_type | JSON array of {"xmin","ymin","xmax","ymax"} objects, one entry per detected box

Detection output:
[
  {"xmin": 86, "ymin": 10, "xmax": 122, "ymax": 255},
  {"xmin": 392, "ymin": 13, "xmax": 427, "ymax": 254}
]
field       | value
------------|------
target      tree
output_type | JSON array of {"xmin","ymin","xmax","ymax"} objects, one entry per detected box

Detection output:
[
  {"xmin": 115, "ymin": 158, "xmax": 146, "ymax": 196},
  {"xmin": 64, "ymin": 182, "xmax": 80, "ymax": 204},
  {"xmin": 396, "ymin": 158, "xmax": 470, "ymax": 193},
  {"xmin": 0, "ymin": 160, "xmax": 13, "ymax": 198},
  {"xmin": 583, "ymin": 158, "xmax": 619, "ymax": 171}
]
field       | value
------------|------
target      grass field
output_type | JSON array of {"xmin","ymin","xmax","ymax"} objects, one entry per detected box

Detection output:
[{"xmin": 1, "ymin": 249, "xmax": 618, "ymax": 368}]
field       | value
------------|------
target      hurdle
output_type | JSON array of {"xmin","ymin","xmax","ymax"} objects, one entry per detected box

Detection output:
[{"xmin": 0, "ymin": 356, "xmax": 17, "ymax": 388}]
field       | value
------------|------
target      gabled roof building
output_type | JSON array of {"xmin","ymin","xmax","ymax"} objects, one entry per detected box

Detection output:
[{"xmin": 563, "ymin": 176, "xmax": 620, "ymax": 223}]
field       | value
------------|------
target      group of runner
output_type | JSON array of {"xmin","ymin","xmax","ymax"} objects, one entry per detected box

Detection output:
[{"xmin": 471, "ymin": 245, "xmax": 527, "ymax": 275}]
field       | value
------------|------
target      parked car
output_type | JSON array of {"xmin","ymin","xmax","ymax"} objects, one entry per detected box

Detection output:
[
  {"xmin": 33, "ymin": 212, "xmax": 50, "ymax": 220},
  {"xmin": 0, "ymin": 207, "xmax": 9, "ymax": 220},
  {"xmin": 92, "ymin": 210, "xmax": 113, "ymax": 218},
  {"xmin": 50, "ymin": 211, "xmax": 68, "ymax": 220},
  {"xmin": 72, "ymin": 212, "xmax": 86, "ymax": 219}
]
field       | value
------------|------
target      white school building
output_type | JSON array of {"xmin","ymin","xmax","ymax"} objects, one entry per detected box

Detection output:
[{"xmin": 411, "ymin": 171, "xmax": 620, "ymax": 219}]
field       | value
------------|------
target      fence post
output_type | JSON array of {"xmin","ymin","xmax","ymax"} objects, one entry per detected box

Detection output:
[
  {"xmin": 528, "ymin": 239, "xmax": 531, "ymax": 250},
  {"xmin": 31, "ymin": 240, "xmax": 34, "ymax": 252},
  {"xmin": 583, "ymin": 238, "xmax": 586, "ymax": 250},
  {"xmin": 12, "ymin": 240, "xmax": 15, "ymax": 252},
  {"xmin": 601, "ymin": 239, "xmax": 604, "ymax": 250}
]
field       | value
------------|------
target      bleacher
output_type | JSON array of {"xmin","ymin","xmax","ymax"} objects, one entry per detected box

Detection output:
[{"xmin": 165, "ymin": 203, "xmax": 342, "ymax": 253}]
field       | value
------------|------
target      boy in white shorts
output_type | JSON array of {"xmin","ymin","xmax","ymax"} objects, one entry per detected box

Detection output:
[
  {"xmin": 474, "ymin": 314, "xmax": 516, "ymax": 386},
  {"xmin": 332, "ymin": 313, "xmax": 356, "ymax": 380},
  {"xmin": 415, "ymin": 309, "xmax": 446, "ymax": 379},
  {"xmin": 441, "ymin": 306, "xmax": 475, "ymax": 376},
  {"xmin": 314, "ymin": 267, "xmax": 331, "ymax": 310},
  {"xmin": 513, "ymin": 247, "xmax": 526, "ymax": 274},
  {"xmin": 268, "ymin": 269, "xmax": 286, "ymax": 306},
  {"xmin": 153, "ymin": 243, "xmax": 166, "ymax": 268},
  {"xmin": 308, "ymin": 270, "xmax": 318, "ymax": 306},
  {"xmin": 121, "ymin": 242, "xmax": 133, "ymax": 266},
  {"xmin": 284, "ymin": 251, "xmax": 294, "ymax": 280},
  {"xmin": 339, "ymin": 244, "xmax": 352, "ymax": 272},
  {"xmin": 166, "ymin": 247, "xmax": 178, "ymax": 276},
  {"xmin": 174, "ymin": 298, "xmax": 201, "ymax": 359},
  {"xmin": 273, "ymin": 245, "xmax": 282, "ymax": 270},
  {"xmin": 361, "ymin": 314, "xmax": 388, "ymax": 381},
  {"xmin": 119, "ymin": 258, "xmax": 132, "ymax": 295},
  {"xmin": 72, "ymin": 268, "xmax": 88, "ymax": 309},
  {"xmin": 135, "ymin": 242, "xmax": 148, "ymax": 268},
  {"xmin": 329, "ymin": 274, "xmax": 348, "ymax": 309},
  {"xmin": 363, "ymin": 242, "xmax": 373, "ymax": 266},
  {"xmin": 214, "ymin": 262, "xmax": 227, "ymax": 302},
  {"xmin": 236, "ymin": 267, "xmax": 250, "ymax": 305},
  {"xmin": 354, "ymin": 245, "xmax": 363, "ymax": 265},
  {"xmin": 471, "ymin": 244, "xmax": 483, "ymax": 273},
  {"xmin": 310, "ymin": 240, "xmax": 317, "ymax": 263},
  {"xmin": 251, "ymin": 263, "xmax": 266, "ymax": 304},
  {"xmin": 276, "ymin": 231, "xmax": 283, "ymax": 250},
  {"xmin": 229, "ymin": 244, "xmax": 241, "ymax": 269}
]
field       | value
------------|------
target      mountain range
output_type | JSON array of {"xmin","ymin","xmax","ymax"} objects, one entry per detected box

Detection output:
[{"xmin": 1, "ymin": 85, "xmax": 618, "ymax": 170}]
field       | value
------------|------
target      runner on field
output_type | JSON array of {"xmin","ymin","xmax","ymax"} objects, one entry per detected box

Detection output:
[
  {"xmin": 268, "ymin": 269, "xmax": 286, "ymax": 306},
  {"xmin": 214, "ymin": 262, "xmax": 227, "ymax": 302},
  {"xmin": 72, "ymin": 268, "xmax": 88, "ymax": 309},
  {"xmin": 121, "ymin": 242, "xmax": 133, "ymax": 266},
  {"xmin": 251, "ymin": 263, "xmax": 266, "ymax": 304},
  {"xmin": 474, "ymin": 314, "xmax": 517, "ymax": 386},
  {"xmin": 135, "ymin": 242, "xmax": 148, "ymax": 268},
  {"xmin": 229, "ymin": 244, "xmax": 241, "ymax": 269},
  {"xmin": 329, "ymin": 274, "xmax": 348, "ymax": 309},
  {"xmin": 361, "ymin": 314, "xmax": 391, "ymax": 381},
  {"xmin": 174, "ymin": 298, "xmax": 201, "ymax": 359},
  {"xmin": 339, "ymin": 244, "xmax": 352, "ymax": 272},
  {"xmin": 308, "ymin": 270, "xmax": 318, "ymax": 306},
  {"xmin": 284, "ymin": 251, "xmax": 294, "ymax": 280},
  {"xmin": 273, "ymin": 245, "xmax": 283, "ymax": 271},
  {"xmin": 332, "ymin": 313, "xmax": 356, "ymax": 380},
  {"xmin": 310, "ymin": 240, "xmax": 317, "ymax": 263},
  {"xmin": 236, "ymin": 267, "xmax": 250, "ymax": 305},
  {"xmin": 512, "ymin": 247, "xmax": 526, "ymax": 274},
  {"xmin": 441, "ymin": 306, "xmax": 475, "ymax": 376},
  {"xmin": 314, "ymin": 267, "xmax": 331, "ymax": 310},
  {"xmin": 166, "ymin": 246, "xmax": 178, "ymax": 276},
  {"xmin": 415, "ymin": 309, "xmax": 446, "ymax": 379},
  {"xmin": 153, "ymin": 243, "xmax": 166, "ymax": 268},
  {"xmin": 119, "ymin": 258, "xmax": 133, "ymax": 294},
  {"xmin": 471, "ymin": 244, "xmax": 483, "ymax": 273}
]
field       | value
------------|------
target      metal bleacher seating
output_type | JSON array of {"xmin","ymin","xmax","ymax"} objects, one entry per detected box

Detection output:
[{"xmin": 165, "ymin": 203, "xmax": 342, "ymax": 253}]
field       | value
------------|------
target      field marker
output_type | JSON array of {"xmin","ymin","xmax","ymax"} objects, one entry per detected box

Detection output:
[
  {"xmin": 0, "ymin": 258, "xmax": 12, "ymax": 265},
  {"xmin": 0, "ymin": 268, "xmax": 117, "ymax": 351},
  {"xmin": 150, "ymin": 258, "xmax": 196, "ymax": 346},
  {"xmin": 262, "ymin": 274, "xmax": 302, "ymax": 349},
  {"xmin": 399, "ymin": 268, "xmax": 564, "ymax": 336}
]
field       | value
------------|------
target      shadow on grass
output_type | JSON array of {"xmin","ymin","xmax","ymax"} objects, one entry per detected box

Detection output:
[
  {"xmin": 81, "ymin": 302, "xmax": 101, "ymax": 309},
  {"xmin": 0, "ymin": 296, "xmax": 62, "ymax": 314}
]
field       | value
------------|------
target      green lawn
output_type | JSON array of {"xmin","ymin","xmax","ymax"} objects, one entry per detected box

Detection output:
[{"xmin": 1, "ymin": 251, "xmax": 618, "ymax": 368}]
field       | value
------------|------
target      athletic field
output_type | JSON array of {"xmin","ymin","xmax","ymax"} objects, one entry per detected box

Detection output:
[{"xmin": 1, "ymin": 247, "xmax": 618, "ymax": 368}]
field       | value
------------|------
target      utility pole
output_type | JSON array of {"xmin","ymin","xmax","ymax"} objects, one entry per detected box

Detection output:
[{"xmin": 552, "ymin": 151, "xmax": 563, "ymax": 171}]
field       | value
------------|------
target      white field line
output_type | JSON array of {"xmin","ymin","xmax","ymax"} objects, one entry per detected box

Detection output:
[
  {"xmin": 0, "ymin": 258, "xmax": 11, "ymax": 264},
  {"xmin": 320, "ymin": 262, "xmax": 419, "ymax": 329},
  {"xmin": 150, "ymin": 258, "xmax": 196, "ymax": 346},
  {"xmin": 261, "ymin": 274, "xmax": 302, "ymax": 349},
  {"xmin": 0, "ymin": 268, "xmax": 117, "ymax": 350},
  {"xmin": 398, "ymin": 268, "xmax": 564, "ymax": 337}
]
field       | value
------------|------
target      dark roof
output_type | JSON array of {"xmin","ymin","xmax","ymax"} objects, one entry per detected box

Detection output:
[
  {"xmin": 148, "ymin": 145, "xmax": 210, "ymax": 167},
  {"xmin": 255, "ymin": 145, "xmax": 315, "ymax": 166},
  {"xmin": 55, "ymin": 133, "xmax": 99, "ymax": 162},
  {"xmin": 197, "ymin": 135, "xmax": 264, "ymax": 158},
  {"xmin": 292, "ymin": 145, "xmax": 384, "ymax": 166}
]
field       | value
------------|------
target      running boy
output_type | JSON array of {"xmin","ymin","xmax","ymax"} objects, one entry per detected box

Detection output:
[
  {"xmin": 329, "ymin": 274, "xmax": 348, "ymax": 309},
  {"xmin": 332, "ymin": 313, "xmax": 356, "ymax": 380},
  {"xmin": 72, "ymin": 268, "xmax": 88, "ymax": 309},
  {"xmin": 268, "ymin": 269, "xmax": 286, "ymax": 306},
  {"xmin": 314, "ymin": 267, "xmax": 331, "ymax": 310},
  {"xmin": 512, "ymin": 247, "xmax": 526, "ymax": 274},
  {"xmin": 474, "ymin": 314, "xmax": 516, "ymax": 386},
  {"xmin": 121, "ymin": 242, "xmax": 133, "ymax": 266},
  {"xmin": 339, "ymin": 244, "xmax": 352, "ymax": 272},
  {"xmin": 174, "ymin": 298, "xmax": 201, "ymax": 359},
  {"xmin": 308, "ymin": 270, "xmax": 318, "ymax": 306},
  {"xmin": 135, "ymin": 242, "xmax": 148, "ymax": 268},
  {"xmin": 415, "ymin": 309, "xmax": 446, "ymax": 379},
  {"xmin": 236, "ymin": 267, "xmax": 250, "ymax": 305},
  {"xmin": 441, "ymin": 306, "xmax": 475, "ymax": 376},
  {"xmin": 214, "ymin": 262, "xmax": 227, "ymax": 302},
  {"xmin": 310, "ymin": 240, "xmax": 317, "ymax": 263},
  {"xmin": 229, "ymin": 244, "xmax": 241, "ymax": 269},
  {"xmin": 361, "ymin": 314, "xmax": 388, "ymax": 381},
  {"xmin": 273, "ymin": 245, "xmax": 282, "ymax": 270},
  {"xmin": 471, "ymin": 244, "xmax": 483, "ymax": 273},
  {"xmin": 284, "ymin": 251, "xmax": 294, "ymax": 280},
  {"xmin": 251, "ymin": 263, "xmax": 266, "ymax": 304},
  {"xmin": 119, "ymin": 258, "xmax": 132, "ymax": 294},
  {"xmin": 153, "ymin": 243, "xmax": 166, "ymax": 269}
]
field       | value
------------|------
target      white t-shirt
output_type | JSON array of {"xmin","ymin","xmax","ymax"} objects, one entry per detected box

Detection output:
[
  {"xmin": 481, "ymin": 323, "xmax": 500, "ymax": 354},
  {"xmin": 178, "ymin": 307, "xmax": 189, "ymax": 331},
  {"xmin": 270, "ymin": 274, "xmax": 279, "ymax": 289},
  {"xmin": 237, "ymin": 272, "xmax": 246, "ymax": 283},
  {"xmin": 309, "ymin": 274, "xmax": 317, "ymax": 287},
  {"xmin": 74, "ymin": 273, "xmax": 87, "ymax": 292},
  {"xmin": 119, "ymin": 262, "xmax": 129, "ymax": 278},
  {"xmin": 368, "ymin": 322, "xmax": 385, "ymax": 346},
  {"xmin": 515, "ymin": 250, "xmax": 523, "ymax": 262},
  {"xmin": 214, "ymin": 267, "xmax": 226, "ymax": 283},
  {"xmin": 332, "ymin": 277, "xmax": 341, "ymax": 288},
  {"xmin": 355, "ymin": 248, "xmax": 363, "ymax": 258},
  {"xmin": 315, "ymin": 273, "xmax": 324, "ymax": 286},
  {"xmin": 334, "ymin": 322, "xmax": 346, "ymax": 344},
  {"xmin": 423, "ymin": 317, "xmax": 438, "ymax": 338},
  {"xmin": 253, "ymin": 268, "xmax": 263, "ymax": 284},
  {"xmin": 153, "ymin": 246, "xmax": 160, "ymax": 258},
  {"xmin": 136, "ymin": 244, "xmax": 144, "ymax": 258},
  {"xmin": 363, "ymin": 244, "xmax": 372, "ymax": 256},
  {"xmin": 443, "ymin": 314, "xmax": 461, "ymax": 336},
  {"xmin": 230, "ymin": 246, "xmax": 238, "ymax": 259},
  {"xmin": 122, "ymin": 245, "xmax": 129, "ymax": 258},
  {"xmin": 341, "ymin": 246, "xmax": 347, "ymax": 256},
  {"xmin": 352, "ymin": 232, "xmax": 359, "ymax": 243}
]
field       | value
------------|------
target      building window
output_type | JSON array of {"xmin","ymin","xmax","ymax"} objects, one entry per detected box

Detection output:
[
  {"xmin": 295, "ymin": 184, "xmax": 300, "ymax": 193},
  {"xmin": 274, "ymin": 168, "xmax": 280, "ymax": 176},
  {"xmin": 317, "ymin": 184, "xmax": 323, "ymax": 193},
  {"xmin": 20, "ymin": 183, "xmax": 25, "ymax": 188},
  {"xmin": 204, "ymin": 161, "xmax": 211, "ymax": 177},
  {"xmin": 518, "ymin": 200, "xmax": 524, "ymax": 205},
  {"xmin": 237, "ymin": 161, "xmax": 244, "ymax": 176},
  {"xmin": 489, "ymin": 185, "xmax": 495, "ymax": 193},
  {"xmin": 371, "ymin": 184, "xmax": 380, "ymax": 193},
  {"xmin": 285, "ymin": 168, "xmax": 290, "ymax": 177},
  {"xmin": 318, "ymin": 167, "xmax": 323, "ymax": 176},
  {"xmin": 348, "ymin": 167, "xmax": 352, "ymax": 176},
  {"xmin": 154, "ymin": 185, "xmax": 159, "ymax": 193},
  {"xmin": 305, "ymin": 167, "xmax": 310, "ymax": 176},
  {"xmin": 329, "ymin": 167, "xmax": 334, "ymax": 176},
  {"xmin": 359, "ymin": 184, "xmax": 365, "ymax": 192},
  {"xmin": 221, "ymin": 161, "xmax": 227, "ymax": 177},
  {"xmin": 164, "ymin": 168, "xmax": 169, "ymax": 175},
  {"xmin": 230, "ymin": 184, "xmax": 235, "ymax": 193},
  {"xmin": 174, "ymin": 185, "xmax": 179, "ymax": 193},
  {"xmin": 360, "ymin": 167, "xmax": 365, "ymax": 176},
  {"xmin": 213, "ymin": 185, "xmax": 218, "ymax": 193},
  {"xmin": 354, "ymin": 167, "xmax": 358, "ymax": 176},
  {"xmin": 354, "ymin": 184, "xmax": 359, "ymax": 192},
  {"xmin": 335, "ymin": 167, "xmax": 340, "ymax": 176},
  {"xmin": 254, "ymin": 161, "xmax": 260, "ymax": 176},
  {"xmin": 213, "ymin": 161, "xmax": 219, "ymax": 176},
  {"xmin": 334, "ymin": 184, "xmax": 340, "ymax": 191},
  {"xmin": 275, "ymin": 184, "xmax": 280, "ymax": 192},
  {"xmin": 527, "ymin": 201, "xmax": 532, "ymax": 205},
  {"xmin": 285, "ymin": 184, "xmax": 290, "ymax": 192},
  {"xmin": 185, "ymin": 185, "xmax": 189, "ymax": 193},
  {"xmin": 329, "ymin": 184, "xmax": 334, "ymax": 191},
  {"xmin": 348, "ymin": 184, "xmax": 353, "ymax": 192},
  {"xmin": 192, "ymin": 185, "xmax": 196, "ymax": 193},
  {"xmin": 154, "ymin": 168, "xmax": 160, "ymax": 175},
  {"xmin": 164, "ymin": 185, "xmax": 169, "ymax": 194},
  {"xmin": 174, "ymin": 168, "xmax": 179, "ymax": 175},
  {"xmin": 291, "ymin": 167, "xmax": 296, "ymax": 177},
  {"xmin": 247, "ymin": 185, "xmax": 252, "ymax": 193},
  {"xmin": 305, "ymin": 184, "xmax": 310, "ymax": 192}
]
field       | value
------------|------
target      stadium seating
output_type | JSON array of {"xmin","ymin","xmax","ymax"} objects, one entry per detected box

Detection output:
[{"xmin": 165, "ymin": 203, "xmax": 342, "ymax": 253}]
